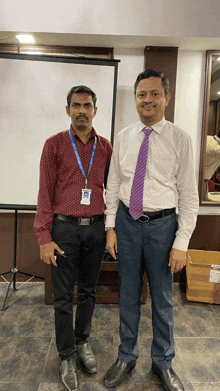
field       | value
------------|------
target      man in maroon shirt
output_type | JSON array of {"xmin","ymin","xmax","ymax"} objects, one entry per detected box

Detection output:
[{"xmin": 34, "ymin": 85, "xmax": 112, "ymax": 391}]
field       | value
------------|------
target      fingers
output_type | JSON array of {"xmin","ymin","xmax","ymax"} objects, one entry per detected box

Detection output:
[
  {"xmin": 169, "ymin": 257, "xmax": 186, "ymax": 273},
  {"xmin": 54, "ymin": 244, "xmax": 65, "ymax": 255},
  {"xmin": 50, "ymin": 253, "xmax": 58, "ymax": 268},
  {"xmin": 40, "ymin": 242, "xmax": 64, "ymax": 267},
  {"xmin": 169, "ymin": 248, "xmax": 187, "ymax": 273},
  {"xmin": 106, "ymin": 230, "xmax": 118, "ymax": 260}
]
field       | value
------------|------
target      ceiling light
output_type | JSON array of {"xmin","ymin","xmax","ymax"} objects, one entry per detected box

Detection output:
[
  {"xmin": 217, "ymin": 91, "xmax": 220, "ymax": 95},
  {"xmin": 16, "ymin": 35, "xmax": 35, "ymax": 44},
  {"xmin": 217, "ymin": 57, "xmax": 220, "ymax": 61}
]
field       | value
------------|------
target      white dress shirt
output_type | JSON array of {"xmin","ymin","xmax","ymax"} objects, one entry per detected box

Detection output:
[{"xmin": 105, "ymin": 117, "xmax": 199, "ymax": 252}]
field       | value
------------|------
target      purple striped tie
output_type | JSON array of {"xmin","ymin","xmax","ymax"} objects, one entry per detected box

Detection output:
[{"xmin": 129, "ymin": 128, "xmax": 151, "ymax": 220}]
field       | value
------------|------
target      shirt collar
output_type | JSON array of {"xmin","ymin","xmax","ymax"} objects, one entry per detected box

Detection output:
[
  {"xmin": 137, "ymin": 117, "xmax": 166, "ymax": 135},
  {"xmin": 70, "ymin": 124, "xmax": 98, "ymax": 140}
]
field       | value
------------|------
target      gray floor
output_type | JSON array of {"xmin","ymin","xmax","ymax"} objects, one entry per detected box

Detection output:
[{"xmin": 0, "ymin": 281, "xmax": 220, "ymax": 391}]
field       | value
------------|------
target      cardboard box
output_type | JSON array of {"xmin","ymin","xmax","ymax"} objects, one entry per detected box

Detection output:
[{"xmin": 186, "ymin": 250, "xmax": 220, "ymax": 304}]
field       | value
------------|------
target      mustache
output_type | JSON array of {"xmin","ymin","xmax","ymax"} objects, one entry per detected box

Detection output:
[{"xmin": 77, "ymin": 115, "xmax": 88, "ymax": 120}]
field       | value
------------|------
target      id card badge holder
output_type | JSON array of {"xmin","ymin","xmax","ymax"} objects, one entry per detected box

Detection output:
[{"xmin": 80, "ymin": 188, "xmax": 92, "ymax": 205}]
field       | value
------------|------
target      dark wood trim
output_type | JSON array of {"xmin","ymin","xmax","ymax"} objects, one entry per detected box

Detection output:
[
  {"xmin": 144, "ymin": 46, "xmax": 178, "ymax": 123},
  {"xmin": 216, "ymin": 99, "xmax": 220, "ymax": 136},
  {"xmin": 199, "ymin": 50, "xmax": 220, "ymax": 206},
  {"xmin": 0, "ymin": 43, "xmax": 114, "ymax": 59}
]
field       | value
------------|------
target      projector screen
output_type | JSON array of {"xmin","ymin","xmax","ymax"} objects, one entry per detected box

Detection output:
[{"xmin": 0, "ymin": 53, "xmax": 119, "ymax": 209}]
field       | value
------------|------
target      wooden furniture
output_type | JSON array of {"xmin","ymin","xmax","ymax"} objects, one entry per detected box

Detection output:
[{"xmin": 44, "ymin": 260, "xmax": 148, "ymax": 305}]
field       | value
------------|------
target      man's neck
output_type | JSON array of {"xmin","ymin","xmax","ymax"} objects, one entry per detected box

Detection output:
[
  {"xmin": 74, "ymin": 127, "xmax": 92, "ymax": 144},
  {"xmin": 141, "ymin": 117, "xmax": 164, "ymax": 128}
]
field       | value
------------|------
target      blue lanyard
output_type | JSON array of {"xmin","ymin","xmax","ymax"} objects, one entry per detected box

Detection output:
[
  {"xmin": 68, "ymin": 129, "xmax": 97, "ymax": 188},
  {"xmin": 214, "ymin": 136, "xmax": 220, "ymax": 146}
]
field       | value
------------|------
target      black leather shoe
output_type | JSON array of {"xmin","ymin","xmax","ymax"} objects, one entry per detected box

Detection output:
[
  {"xmin": 152, "ymin": 361, "xmax": 185, "ymax": 391},
  {"xmin": 60, "ymin": 358, "xmax": 78, "ymax": 391},
  {"xmin": 104, "ymin": 358, "xmax": 136, "ymax": 387},
  {"xmin": 76, "ymin": 342, "xmax": 97, "ymax": 374}
]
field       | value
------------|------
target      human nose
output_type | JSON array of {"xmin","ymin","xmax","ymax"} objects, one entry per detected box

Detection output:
[
  {"xmin": 79, "ymin": 105, "xmax": 86, "ymax": 114},
  {"xmin": 143, "ymin": 93, "xmax": 152, "ymax": 103}
]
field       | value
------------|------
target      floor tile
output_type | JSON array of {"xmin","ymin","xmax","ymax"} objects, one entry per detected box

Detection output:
[
  {"xmin": 38, "ymin": 384, "xmax": 63, "ymax": 391},
  {"xmin": 0, "ymin": 385, "xmax": 39, "ymax": 391},
  {"xmin": 0, "ymin": 305, "xmax": 54, "ymax": 338},
  {"xmin": 192, "ymin": 383, "xmax": 220, "ymax": 391},
  {"xmin": 173, "ymin": 305, "xmax": 220, "ymax": 337},
  {"xmin": 0, "ymin": 337, "xmax": 52, "ymax": 384},
  {"xmin": 176, "ymin": 337, "xmax": 220, "ymax": 383}
]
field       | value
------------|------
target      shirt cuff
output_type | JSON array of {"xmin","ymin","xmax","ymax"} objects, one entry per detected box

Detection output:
[
  {"xmin": 172, "ymin": 236, "xmax": 189, "ymax": 252},
  {"xmin": 105, "ymin": 215, "xmax": 116, "ymax": 228},
  {"xmin": 36, "ymin": 230, "xmax": 53, "ymax": 246}
]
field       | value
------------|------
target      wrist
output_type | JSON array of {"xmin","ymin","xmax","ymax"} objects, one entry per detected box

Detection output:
[{"xmin": 105, "ymin": 227, "xmax": 115, "ymax": 232}]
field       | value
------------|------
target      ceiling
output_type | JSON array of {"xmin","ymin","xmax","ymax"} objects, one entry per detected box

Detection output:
[{"xmin": 1, "ymin": 32, "xmax": 220, "ymax": 51}]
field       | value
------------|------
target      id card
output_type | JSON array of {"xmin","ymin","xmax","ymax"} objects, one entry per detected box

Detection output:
[{"xmin": 80, "ymin": 189, "xmax": 92, "ymax": 205}]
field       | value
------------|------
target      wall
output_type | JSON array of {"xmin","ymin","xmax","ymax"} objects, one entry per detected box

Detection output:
[{"xmin": 1, "ymin": 0, "xmax": 220, "ymax": 39}]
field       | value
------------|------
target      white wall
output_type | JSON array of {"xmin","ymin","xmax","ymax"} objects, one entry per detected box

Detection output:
[
  {"xmin": 174, "ymin": 51, "xmax": 205, "ymax": 179},
  {"xmin": 1, "ymin": 0, "xmax": 220, "ymax": 38},
  {"xmin": 114, "ymin": 49, "xmax": 144, "ymax": 136}
]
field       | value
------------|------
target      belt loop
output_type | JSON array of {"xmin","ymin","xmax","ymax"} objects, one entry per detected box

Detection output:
[{"xmin": 162, "ymin": 210, "xmax": 165, "ymax": 218}]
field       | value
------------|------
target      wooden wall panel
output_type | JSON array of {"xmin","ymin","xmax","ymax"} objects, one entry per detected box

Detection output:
[
  {"xmin": 208, "ymin": 101, "xmax": 217, "ymax": 136},
  {"xmin": 189, "ymin": 215, "xmax": 220, "ymax": 251},
  {"xmin": 0, "ymin": 213, "xmax": 44, "ymax": 282},
  {"xmin": 144, "ymin": 46, "xmax": 178, "ymax": 123}
]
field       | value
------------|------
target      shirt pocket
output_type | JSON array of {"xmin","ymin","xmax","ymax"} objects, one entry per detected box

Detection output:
[{"xmin": 149, "ymin": 153, "xmax": 178, "ymax": 183}]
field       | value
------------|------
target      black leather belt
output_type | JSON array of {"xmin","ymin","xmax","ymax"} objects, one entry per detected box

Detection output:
[
  {"xmin": 119, "ymin": 200, "xmax": 175, "ymax": 222},
  {"xmin": 54, "ymin": 214, "xmax": 104, "ymax": 226}
]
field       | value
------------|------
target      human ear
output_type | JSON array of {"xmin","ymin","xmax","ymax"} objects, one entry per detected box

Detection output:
[
  {"xmin": 165, "ymin": 93, "xmax": 171, "ymax": 106},
  {"xmin": 66, "ymin": 106, "xmax": 70, "ymax": 117}
]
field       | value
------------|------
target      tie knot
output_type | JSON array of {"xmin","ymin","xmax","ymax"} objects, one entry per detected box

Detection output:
[{"xmin": 143, "ymin": 128, "xmax": 151, "ymax": 136}]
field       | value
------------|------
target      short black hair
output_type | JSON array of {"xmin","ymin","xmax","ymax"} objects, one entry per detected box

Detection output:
[
  {"xmin": 67, "ymin": 85, "xmax": 97, "ymax": 108},
  {"xmin": 134, "ymin": 69, "xmax": 170, "ymax": 96}
]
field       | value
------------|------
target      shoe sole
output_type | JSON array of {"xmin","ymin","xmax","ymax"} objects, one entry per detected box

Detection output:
[{"xmin": 104, "ymin": 361, "xmax": 136, "ymax": 387}]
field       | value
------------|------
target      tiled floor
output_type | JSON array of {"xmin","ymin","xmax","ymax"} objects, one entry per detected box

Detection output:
[{"xmin": 0, "ymin": 281, "xmax": 220, "ymax": 391}]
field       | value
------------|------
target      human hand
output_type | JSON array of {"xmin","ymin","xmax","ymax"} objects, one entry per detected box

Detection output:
[
  {"xmin": 168, "ymin": 248, "xmax": 187, "ymax": 273},
  {"xmin": 106, "ymin": 229, "xmax": 118, "ymax": 260},
  {"xmin": 40, "ymin": 241, "xmax": 64, "ymax": 267}
]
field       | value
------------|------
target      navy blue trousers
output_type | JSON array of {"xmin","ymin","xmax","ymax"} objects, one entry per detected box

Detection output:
[{"xmin": 116, "ymin": 205, "xmax": 177, "ymax": 369}]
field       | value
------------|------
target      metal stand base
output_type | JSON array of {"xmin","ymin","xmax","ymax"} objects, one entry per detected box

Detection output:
[
  {"xmin": 0, "ymin": 208, "xmax": 44, "ymax": 312},
  {"xmin": 1, "ymin": 268, "xmax": 44, "ymax": 311}
]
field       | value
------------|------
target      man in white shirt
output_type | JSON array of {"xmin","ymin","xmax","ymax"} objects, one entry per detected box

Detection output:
[
  {"xmin": 104, "ymin": 69, "xmax": 199, "ymax": 391},
  {"xmin": 204, "ymin": 134, "xmax": 220, "ymax": 200}
]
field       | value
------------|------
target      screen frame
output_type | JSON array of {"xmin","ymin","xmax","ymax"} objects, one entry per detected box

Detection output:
[{"xmin": 0, "ymin": 52, "xmax": 119, "ymax": 210}]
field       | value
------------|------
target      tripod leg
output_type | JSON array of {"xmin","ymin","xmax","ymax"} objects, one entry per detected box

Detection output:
[{"xmin": 1, "ymin": 272, "xmax": 15, "ymax": 311}]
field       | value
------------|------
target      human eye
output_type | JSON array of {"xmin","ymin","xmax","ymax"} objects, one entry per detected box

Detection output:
[
  {"xmin": 137, "ymin": 93, "xmax": 145, "ymax": 98},
  {"xmin": 72, "ymin": 103, "xmax": 79, "ymax": 108},
  {"xmin": 85, "ymin": 103, "xmax": 92, "ymax": 109}
]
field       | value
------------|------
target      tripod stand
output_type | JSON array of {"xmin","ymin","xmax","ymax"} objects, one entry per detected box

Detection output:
[{"xmin": 1, "ymin": 207, "xmax": 44, "ymax": 311}]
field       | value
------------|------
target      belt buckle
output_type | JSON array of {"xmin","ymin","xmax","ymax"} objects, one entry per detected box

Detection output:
[
  {"xmin": 138, "ymin": 215, "xmax": 150, "ymax": 223},
  {"xmin": 78, "ymin": 218, "xmax": 90, "ymax": 225}
]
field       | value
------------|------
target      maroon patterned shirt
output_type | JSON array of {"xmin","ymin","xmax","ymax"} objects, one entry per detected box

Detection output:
[{"xmin": 34, "ymin": 126, "xmax": 113, "ymax": 245}]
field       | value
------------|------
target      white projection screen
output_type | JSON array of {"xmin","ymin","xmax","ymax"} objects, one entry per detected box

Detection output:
[{"xmin": 0, "ymin": 53, "xmax": 119, "ymax": 210}]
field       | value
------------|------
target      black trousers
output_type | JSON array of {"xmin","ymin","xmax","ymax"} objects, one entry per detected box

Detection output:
[{"xmin": 51, "ymin": 215, "xmax": 106, "ymax": 361}]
